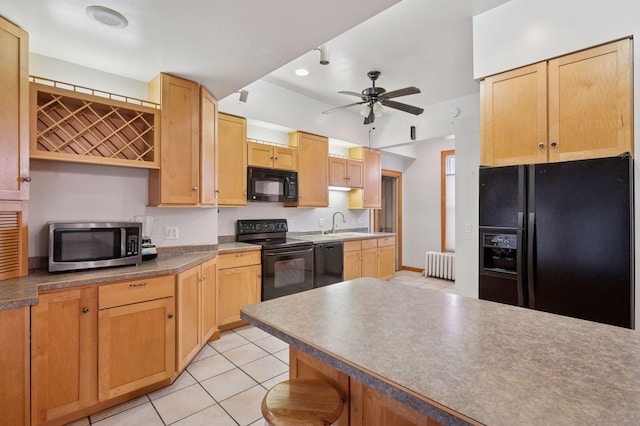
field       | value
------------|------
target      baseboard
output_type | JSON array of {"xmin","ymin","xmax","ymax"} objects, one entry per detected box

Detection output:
[{"xmin": 400, "ymin": 266, "xmax": 424, "ymax": 273}]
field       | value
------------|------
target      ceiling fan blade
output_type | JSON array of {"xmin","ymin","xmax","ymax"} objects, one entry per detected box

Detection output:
[
  {"xmin": 338, "ymin": 90, "xmax": 366, "ymax": 98},
  {"xmin": 363, "ymin": 107, "xmax": 375, "ymax": 125},
  {"xmin": 382, "ymin": 86, "xmax": 421, "ymax": 99},
  {"xmin": 381, "ymin": 99, "xmax": 424, "ymax": 115},
  {"xmin": 322, "ymin": 101, "xmax": 367, "ymax": 114}
]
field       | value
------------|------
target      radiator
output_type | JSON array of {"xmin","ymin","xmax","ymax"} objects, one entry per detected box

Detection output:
[{"xmin": 424, "ymin": 251, "xmax": 455, "ymax": 281}]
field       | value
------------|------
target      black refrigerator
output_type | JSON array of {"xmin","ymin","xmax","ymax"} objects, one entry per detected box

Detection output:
[{"xmin": 479, "ymin": 155, "xmax": 634, "ymax": 328}]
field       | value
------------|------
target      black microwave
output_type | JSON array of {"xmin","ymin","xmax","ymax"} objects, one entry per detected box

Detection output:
[
  {"xmin": 48, "ymin": 221, "xmax": 142, "ymax": 272},
  {"xmin": 247, "ymin": 167, "xmax": 298, "ymax": 202}
]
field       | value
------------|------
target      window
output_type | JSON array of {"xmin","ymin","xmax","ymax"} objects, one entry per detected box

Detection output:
[{"xmin": 441, "ymin": 150, "xmax": 455, "ymax": 252}]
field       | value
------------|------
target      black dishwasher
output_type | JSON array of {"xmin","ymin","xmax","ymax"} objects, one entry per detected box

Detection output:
[{"xmin": 314, "ymin": 242, "xmax": 344, "ymax": 287}]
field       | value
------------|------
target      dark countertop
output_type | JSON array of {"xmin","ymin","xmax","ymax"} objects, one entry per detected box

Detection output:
[
  {"xmin": 0, "ymin": 242, "xmax": 265, "ymax": 311},
  {"xmin": 241, "ymin": 278, "xmax": 640, "ymax": 426}
]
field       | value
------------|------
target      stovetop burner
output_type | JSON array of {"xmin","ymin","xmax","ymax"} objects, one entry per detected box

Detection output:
[{"xmin": 236, "ymin": 219, "xmax": 312, "ymax": 250}]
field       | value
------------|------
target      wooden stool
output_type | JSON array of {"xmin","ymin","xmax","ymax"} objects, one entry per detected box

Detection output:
[{"xmin": 262, "ymin": 378, "xmax": 344, "ymax": 426}]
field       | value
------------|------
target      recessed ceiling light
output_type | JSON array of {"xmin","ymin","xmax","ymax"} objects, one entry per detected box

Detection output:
[
  {"xmin": 86, "ymin": 5, "xmax": 128, "ymax": 29},
  {"xmin": 295, "ymin": 68, "xmax": 310, "ymax": 77}
]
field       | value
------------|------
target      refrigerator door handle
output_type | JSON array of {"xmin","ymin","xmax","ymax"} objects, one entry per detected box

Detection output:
[
  {"xmin": 516, "ymin": 212, "xmax": 524, "ymax": 306},
  {"xmin": 527, "ymin": 212, "xmax": 536, "ymax": 308}
]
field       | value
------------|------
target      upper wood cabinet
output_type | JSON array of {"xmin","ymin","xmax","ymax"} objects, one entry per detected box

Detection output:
[
  {"xmin": 218, "ymin": 113, "xmax": 248, "ymax": 206},
  {"xmin": 248, "ymin": 141, "xmax": 297, "ymax": 171},
  {"xmin": 0, "ymin": 18, "xmax": 29, "ymax": 201},
  {"xmin": 349, "ymin": 147, "xmax": 381, "ymax": 209},
  {"xmin": 481, "ymin": 38, "xmax": 632, "ymax": 166},
  {"xmin": 329, "ymin": 156, "xmax": 363, "ymax": 188},
  {"xmin": 289, "ymin": 131, "xmax": 329, "ymax": 207},
  {"xmin": 148, "ymin": 73, "xmax": 217, "ymax": 206},
  {"xmin": 200, "ymin": 87, "xmax": 218, "ymax": 206}
]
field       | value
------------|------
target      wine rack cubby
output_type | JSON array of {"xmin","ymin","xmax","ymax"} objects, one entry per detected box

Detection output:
[{"xmin": 30, "ymin": 77, "xmax": 160, "ymax": 168}]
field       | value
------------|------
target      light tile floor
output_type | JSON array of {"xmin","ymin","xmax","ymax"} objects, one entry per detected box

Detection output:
[{"xmin": 67, "ymin": 272, "xmax": 455, "ymax": 426}]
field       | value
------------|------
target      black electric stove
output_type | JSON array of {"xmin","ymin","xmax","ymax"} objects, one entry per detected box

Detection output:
[{"xmin": 236, "ymin": 219, "xmax": 314, "ymax": 301}]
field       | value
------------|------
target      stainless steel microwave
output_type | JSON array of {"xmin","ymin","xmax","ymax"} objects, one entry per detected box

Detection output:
[
  {"xmin": 48, "ymin": 221, "xmax": 142, "ymax": 272},
  {"xmin": 247, "ymin": 167, "xmax": 298, "ymax": 202}
]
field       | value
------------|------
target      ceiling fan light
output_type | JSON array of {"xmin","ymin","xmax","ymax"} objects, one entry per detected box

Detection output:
[
  {"xmin": 359, "ymin": 106, "xmax": 370, "ymax": 117},
  {"xmin": 372, "ymin": 101, "xmax": 383, "ymax": 117}
]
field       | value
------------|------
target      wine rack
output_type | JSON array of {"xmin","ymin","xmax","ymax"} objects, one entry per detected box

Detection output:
[{"xmin": 30, "ymin": 77, "xmax": 160, "ymax": 168}]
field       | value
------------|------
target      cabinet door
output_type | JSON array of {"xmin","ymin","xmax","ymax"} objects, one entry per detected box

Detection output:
[
  {"xmin": 200, "ymin": 258, "xmax": 218, "ymax": 344},
  {"xmin": 0, "ymin": 202, "xmax": 28, "ymax": 280},
  {"xmin": 347, "ymin": 159, "xmax": 364, "ymax": 188},
  {"xmin": 177, "ymin": 266, "xmax": 201, "ymax": 372},
  {"xmin": 350, "ymin": 378, "xmax": 436, "ymax": 426},
  {"xmin": 329, "ymin": 157, "xmax": 348, "ymax": 186},
  {"xmin": 98, "ymin": 297, "xmax": 175, "ymax": 400},
  {"xmin": 343, "ymin": 250, "xmax": 361, "ymax": 281},
  {"xmin": 361, "ymin": 248, "xmax": 378, "ymax": 278},
  {"xmin": 377, "ymin": 245, "xmax": 396, "ymax": 280},
  {"xmin": 155, "ymin": 74, "xmax": 200, "ymax": 205},
  {"xmin": 218, "ymin": 264, "xmax": 261, "ymax": 328},
  {"xmin": 0, "ymin": 18, "xmax": 29, "ymax": 201},
  {"xmin": 32, "ymin": 287, "xmax": 98, "ymax": 424},
  {"xmin": 200, "ymin": 87, "xmax": 218, "ymax": 206},
  {"xmin": 548, "ymin": 39, "xmax": 632, "ymax": 162},
  {"xmin": 481, "ymin": 62, "xmax": 548, "ymax": 166},
  {"xmin": 218, "ymin": 113, "xmax": 247, "ymax": 206},
  {"xmin": 292, "ymin": 132, "xmax": 328, "ymax": 207},
  {"xmin": 362, "ymin": 149, "xmax": 381, "ymax": 208},
  {"xmin": 273, "ymin": 146, "xmax": 297, "ymax": 171},
  {"xmin": 0, "ymin": 307, "xmax": 30, "ymax": 426},
  {"xmin": 247, "ymin": 142, "xmax": 274, "ymax": 168}
]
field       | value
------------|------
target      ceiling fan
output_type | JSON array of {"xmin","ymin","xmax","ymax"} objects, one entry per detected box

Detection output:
[{"xmin": 322, "ymin": 70, "xmax": 424, "ymax": 124}]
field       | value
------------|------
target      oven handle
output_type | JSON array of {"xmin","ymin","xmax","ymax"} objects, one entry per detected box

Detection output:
[{"xmin": 264, "ymin": 247, "xmax": 314, "ymax": 257}]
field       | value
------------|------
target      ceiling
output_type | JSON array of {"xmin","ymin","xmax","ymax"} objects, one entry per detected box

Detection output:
[{"xmin": 2, "ymin": 0, "xmax": 510, "ymax": 122}]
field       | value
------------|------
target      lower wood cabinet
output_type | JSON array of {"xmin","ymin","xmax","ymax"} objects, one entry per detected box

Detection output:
[
  {"xmin": 177, "ymin": 258, "xmax": 218, "ymax": 372},
  {"xmin": 290, "ymin": 346, "xmax": 440, "ymax": 426},
  {"xmin": 0, "ymin": 306, "xmax": 30, "ymax": 426},
  {"xmin": 31, "ymin": 286, "xmax": 98, "ymax": 425},
  {"xmin": 218, "ymin": 250, "xmax": 261, "ymax": 330},
  {"xmin": 98, "ymin": 276, "xmax": 175, "ymax": 401},
  {"xmin": 343, "ymin": 237, "xmax": 396, "ymax": 281}
]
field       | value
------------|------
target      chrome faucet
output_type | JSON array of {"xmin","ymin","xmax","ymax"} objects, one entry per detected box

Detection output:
[{"xmin": 332, "ymin": 211, "xmax": 346, "ymax": 234}]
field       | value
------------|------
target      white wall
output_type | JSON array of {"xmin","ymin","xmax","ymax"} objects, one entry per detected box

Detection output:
[
  {"xmin": 473, "ymin": 0, "xmax": 640, "ymax": 318},
  {"xmin": 398, "ymin": 137, "xmax": 454, "ymax": 269},
  {"xmin": 218, "ymin": 191, "xmax": 369, "ymax": 237}
]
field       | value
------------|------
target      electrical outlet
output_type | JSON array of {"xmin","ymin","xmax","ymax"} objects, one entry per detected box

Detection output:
[
  {"xmin": 165, "ymin": 226, "xmax": 179, "ymax": 240},
  {"xmin": 465, "ymin": 224, "xmax": 472, "ymax": 233},
  {"xmin": 319, "ymin": 218, "xmax": 325, "ymax": 226}
]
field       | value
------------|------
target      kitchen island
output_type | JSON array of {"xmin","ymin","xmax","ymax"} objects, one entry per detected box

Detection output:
[{"xmin": 241, "ymin": 278, "xmax": 640, "ymax": 425}]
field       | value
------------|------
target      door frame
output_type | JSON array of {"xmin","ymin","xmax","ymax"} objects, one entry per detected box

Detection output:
[{"xmin": 374, "ymin": 169, "xmax": 403, "ymax": 271}]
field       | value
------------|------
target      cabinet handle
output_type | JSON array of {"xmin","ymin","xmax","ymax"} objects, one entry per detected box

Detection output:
[
  {"xmin": 168, "ymin": 313, "xmax": 174, "ymax": 319},
  {"xmin": 129, "ymin": 282, "xmax": 147, "ymax": 288},
  {"xmin": 202, "ymin": 275, "xmax": 207, "ymax": 280},
  {"xmin": 193, "ymin": 186, "xmax": 199, "ymax": 191},
  {"xmin": 538, "ymin": 142, "xmax": 545, "ymax": 149},
  {"xmin": 82, "ymin": 307, "xmax": 90, "ymax": 314},
  {"xmin": 22, "ymin": 176, "xmax": 32, "ymax": 182},
  {"xmin": 215, "ymin": 189, "xmax": 220, "ymax": 193},
  {"xmin": 550, "ymin": 141, "xmax": 558, "ymax": 148},
  {"xmin": 274, "ymin": 157, "xmax": 278, "ymax": 160}
]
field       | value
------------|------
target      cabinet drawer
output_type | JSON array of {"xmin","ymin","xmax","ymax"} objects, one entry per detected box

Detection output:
[
  {"xmin": 99, "ymin": 275, "xmax": 175, "ymax": 309},
  {"xmin": 344, "ymin": 240, "xmax": 362, "ymax": 252},
  {"xmin": 218, "ymin": 250, "xmax": 261, "ymax": 269},
  {"xmin": 361, "ymin": 239, "xmax": 378, "ymax": 250},
  {"xmin": 378, "ymin": 237, "xmax": 395, "ymax": 247}
]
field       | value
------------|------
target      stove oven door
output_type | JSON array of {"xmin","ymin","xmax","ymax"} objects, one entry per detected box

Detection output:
[{"xmin": 262, "ymin": 246, "xmax": 314, "ymax": 301}]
